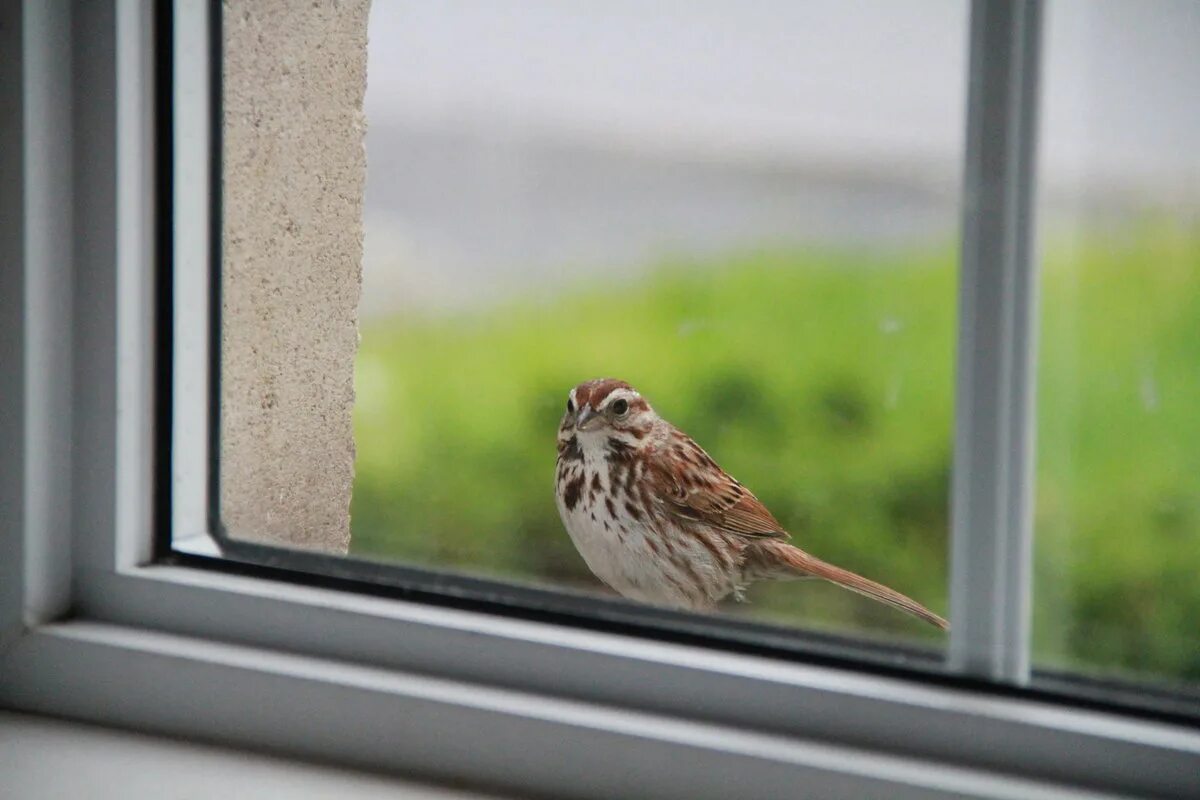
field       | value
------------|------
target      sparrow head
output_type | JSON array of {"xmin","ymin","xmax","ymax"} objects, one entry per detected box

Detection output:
[{"xmin": 560, "ymin": 378, "xmax": 657, "ymax": 445}]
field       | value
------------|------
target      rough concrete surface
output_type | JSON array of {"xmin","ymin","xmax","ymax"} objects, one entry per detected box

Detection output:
[{"xmin": 221, "ymin": 0, "xmax": 371, "ymax": 552}]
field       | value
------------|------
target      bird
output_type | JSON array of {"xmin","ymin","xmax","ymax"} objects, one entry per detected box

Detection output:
[{"xmin": 554, "ymin": 378, "xmax": 948, "ymax": 630}]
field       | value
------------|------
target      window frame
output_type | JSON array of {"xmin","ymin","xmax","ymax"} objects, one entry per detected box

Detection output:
[{"xmin": 2, "ymin": 1, "xmax": 1198, "ymax": 798}]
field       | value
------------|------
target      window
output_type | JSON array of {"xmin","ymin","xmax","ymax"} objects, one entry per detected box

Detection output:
[
  {"xmin": 197, "ymin": 0, "xmax": 1200, "ymax": 710},
  {"xmin": 3, "ymin": 2, "xmax": 1199, "ymax": 798},
  {"xmin": 209, "ymin": 0, "xmax": 967, "ymax": 654}
]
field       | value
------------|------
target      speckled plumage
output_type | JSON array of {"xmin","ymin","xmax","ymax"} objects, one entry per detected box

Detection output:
[{"xmin": 554, "ymin": 378, "xmax": 948, "ymax": 630}]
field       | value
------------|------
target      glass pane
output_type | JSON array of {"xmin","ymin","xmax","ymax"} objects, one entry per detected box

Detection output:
[
  {"xmin": 351, "ymin": 0, "xmax": 965, "ymax": 644},
  {"xmin": 215, "ymin": 1, "xmax": 966, "ymax": 647},
  {"xmin": 1035, "ymin": 0, "xmax": 1200, "ymax": 690}
]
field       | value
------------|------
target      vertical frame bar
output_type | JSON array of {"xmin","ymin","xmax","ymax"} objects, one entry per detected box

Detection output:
[
  {"xmin": 21, "ymin": 0, "xmax": 76, "ymax": 608},
  {"xmin": 70, "ymin": 0, "xmax": 123, "ymax": 574},
  {"xmin": 1, "ymin": 0, "xmax": 77, "ymax": 642},
  {"xmin": 24, "ymin": 0, "xmax": 75, "ymax": 617},
  {"xmin": 152, "ymin": 0, "xmax": 176, "ymax": 559},
  {"xmin": 69, "ymin": 0, "xmax": 159, "ymax": 575},
  {"xmin": 170, "ymin": 0, "xmax": 212, "ymax": 546},
  {"xmin": 949, "ymin": 0, "xmax": 1043, "ymax": 683},
  {"xmin": 0, "ymin": 0, "xmax": 25, "ymax": 644},
  {"xmin": 114, "ymin": 0, "xmax": 159, "ymax": 569}
]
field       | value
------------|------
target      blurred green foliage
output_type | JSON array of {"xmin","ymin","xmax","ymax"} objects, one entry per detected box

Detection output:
[
  {"xmin": 350, "ymin": 220, "xmax": 1200, "ymax": 686},
  {"xmin": 1035, "ymin": 219, "xmax": 1200, "ymax": 685}
]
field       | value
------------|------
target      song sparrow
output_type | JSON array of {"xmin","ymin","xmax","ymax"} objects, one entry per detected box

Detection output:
[{"xmin": 554, "ymin": 378, "xmax": 948, "ymax": 630}]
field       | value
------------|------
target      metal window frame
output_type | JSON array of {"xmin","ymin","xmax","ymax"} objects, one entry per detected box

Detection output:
[
  {"xmin": 170, "ymin": 0, "xmax": 212, "ymax": 548},
  {"xmin": 949, "ymin": 0, "xmax": 1042, "ymax": 684},
  {"xmin": 2, "ymin": 1, "xmax": 1199, "ymax": 798}
]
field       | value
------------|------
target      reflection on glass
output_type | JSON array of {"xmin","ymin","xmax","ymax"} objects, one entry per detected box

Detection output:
[
  {"xmin": 352, "ymin": 0, "xmax": 965, "ymax": 643},
  {"xmin": 1034, "ymin": 0, "xmax": 1200, "ymax": 687}
]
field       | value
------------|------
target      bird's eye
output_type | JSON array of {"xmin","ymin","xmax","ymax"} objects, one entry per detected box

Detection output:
[
  {"xmin": 566, "ymin": 398, "xmax": 575, "ymax": 413},
  {"xmin": 611, "ymin": 399, "xmax": 629, "ymax": 416}
]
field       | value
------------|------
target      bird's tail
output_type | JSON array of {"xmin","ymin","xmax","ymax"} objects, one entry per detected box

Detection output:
[{"xmin": 764, "ymin": 542, "xmax": 949, "ymax": 631}]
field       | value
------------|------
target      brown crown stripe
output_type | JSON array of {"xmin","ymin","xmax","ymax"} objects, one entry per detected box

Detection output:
[{"xmin": 572, "ymin": 378, "xmax": 632, "ymax": 409}]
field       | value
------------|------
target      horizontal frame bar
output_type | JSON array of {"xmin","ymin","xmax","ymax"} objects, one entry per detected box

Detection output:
[
  {"xmin": 9, "ymin": 621, "xmax": 1124, "ymax": 800},
  {"xmin": 55, "ymin": 563, "xmax": 1200, "ymax": 797}
]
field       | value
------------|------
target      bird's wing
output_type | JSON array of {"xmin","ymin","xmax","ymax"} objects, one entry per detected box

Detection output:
[{"xmin": 650, "ymin": 433, "xmax": 789, "ymax": 540}]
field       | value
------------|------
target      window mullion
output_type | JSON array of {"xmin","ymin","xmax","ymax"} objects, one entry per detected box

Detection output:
[{"xmin": 949, "ymin": 0, "xmax": 1043, "ymax": 683}]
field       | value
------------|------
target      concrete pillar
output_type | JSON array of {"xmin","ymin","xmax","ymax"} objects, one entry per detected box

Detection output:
[{"xmin": 220, "ymin": 1, "xmax": 371, "ymax": 552}]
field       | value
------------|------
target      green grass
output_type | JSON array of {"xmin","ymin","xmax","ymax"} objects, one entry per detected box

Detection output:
[{"xmin": 351, "ymin": 221, "xmax": 1200, "ymax": 686}]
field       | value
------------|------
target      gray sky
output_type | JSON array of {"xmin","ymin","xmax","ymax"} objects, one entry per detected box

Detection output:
[
  {"xmin": 367, "ymin": 0, "xmax": 1200, "ymax": 181},
  {"xmin": 366, "ymin": 0, "xmax": 968, "ymax": 167},
  {"xmin": 360, "ymin": 1, "xmax": 1200, "ymax": 315}
]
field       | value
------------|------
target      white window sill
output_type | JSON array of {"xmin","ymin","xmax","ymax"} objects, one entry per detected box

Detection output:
[{"xmin": 0, "ymin": 710, "xmax": 491, "ymax": 800}]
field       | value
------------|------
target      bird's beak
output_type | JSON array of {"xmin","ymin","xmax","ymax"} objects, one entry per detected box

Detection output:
[{"xmin": 575, "ymin": 406, "xmax": 599, "ymax": 431}]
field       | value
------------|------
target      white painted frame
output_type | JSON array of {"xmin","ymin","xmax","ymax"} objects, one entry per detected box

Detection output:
[
  {"xmin": 949, "ymin": 0, "xmax": 1041, "ymax": 684},
  {"xmin": 2, "ymin": 1, "xmax": 1199, "ymax": 798},
  {"xmin": 170, "ymin": 0, "xmax": 212, "ymax": 547}
]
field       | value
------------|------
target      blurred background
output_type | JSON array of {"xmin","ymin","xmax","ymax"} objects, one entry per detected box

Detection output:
[{"xmin": 349, "ymin": 0, "xmax": 1200, "ymax": 688}]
